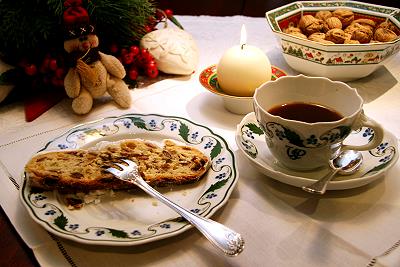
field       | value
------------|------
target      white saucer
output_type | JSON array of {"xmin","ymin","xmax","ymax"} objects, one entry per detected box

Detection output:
[{"xmin": 235, "ymin": 112, "xmax": 399, "ymax": 190}]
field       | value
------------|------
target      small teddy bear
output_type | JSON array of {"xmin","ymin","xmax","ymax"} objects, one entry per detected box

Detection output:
[{"xmin": 63, "ymin": 0, "xmax": 131, "ymax": 114}]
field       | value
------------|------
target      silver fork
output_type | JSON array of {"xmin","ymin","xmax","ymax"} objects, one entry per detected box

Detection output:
[{"xmin": 106, "ymin": 159, "xmax": 244, "ymax": 256}]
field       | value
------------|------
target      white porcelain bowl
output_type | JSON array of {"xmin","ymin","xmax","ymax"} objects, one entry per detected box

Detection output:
[{"xmin": 266, "ymin": 1, "xmax": 400, "ymax": 81}]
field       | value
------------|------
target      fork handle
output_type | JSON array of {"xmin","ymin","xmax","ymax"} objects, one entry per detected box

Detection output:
[{"xmin": 133, "ymin": 178, "xmax": 244, "ymax": 256}]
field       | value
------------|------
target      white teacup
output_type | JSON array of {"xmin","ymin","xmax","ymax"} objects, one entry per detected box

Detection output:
[{"xmin": 253, "ymin": 75, "xmax": 384, "ymax": 171}]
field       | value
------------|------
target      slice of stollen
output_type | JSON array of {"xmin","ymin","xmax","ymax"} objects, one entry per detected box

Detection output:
[{"xmin": 25, "ymin": 139, "xmax": 210, "ymax": 192}]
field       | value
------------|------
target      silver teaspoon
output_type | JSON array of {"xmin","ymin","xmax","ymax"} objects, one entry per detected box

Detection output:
[{"xmin": 302, "ymin": 150, "xmax": 363, "ymax": 194}]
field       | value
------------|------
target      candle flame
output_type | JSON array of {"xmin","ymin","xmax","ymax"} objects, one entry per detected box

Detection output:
[{"xmin": 240, "ymin": 24, "xmax": 247, "ymax": 47}]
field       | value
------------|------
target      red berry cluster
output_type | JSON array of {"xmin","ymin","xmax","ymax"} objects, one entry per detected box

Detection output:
[
  {"xmin": 18, "ymin": 54, "xmax": 67, "ymax": 89},
  {"xmin": 111, "ymin": 44, "xmax": 159, "ymax": 80},
  {"xmin": 110, "ymin": 9, "xmax": 177, "ymax": 81},
  {"xmin": 39, "ymin": 54, "xmax": 66, "ymax": 87}
]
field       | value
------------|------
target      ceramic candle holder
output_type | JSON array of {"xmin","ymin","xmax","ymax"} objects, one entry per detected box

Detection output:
[{"xmin": 199, "ymin": 65, "xmax": 287, "ymax": 115}]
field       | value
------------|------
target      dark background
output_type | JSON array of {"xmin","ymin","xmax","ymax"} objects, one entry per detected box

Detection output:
[{"xmin": 156, "ymin": 0, "xmax": 400, "ymax": 17}]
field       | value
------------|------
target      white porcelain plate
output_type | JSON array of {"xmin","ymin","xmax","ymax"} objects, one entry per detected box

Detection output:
[
  {"xmin": 236, "ymin": 112, "xmax": 398, "ymax": 190},
  {"xmin": 20, "ymin": 114, "xmax": 238, "ymax": 246}
]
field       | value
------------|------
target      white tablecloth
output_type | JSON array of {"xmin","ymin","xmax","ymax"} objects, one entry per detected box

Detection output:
[{"xmin": 1, "ymin": 15, "xmax": 400, "ymax": 267}]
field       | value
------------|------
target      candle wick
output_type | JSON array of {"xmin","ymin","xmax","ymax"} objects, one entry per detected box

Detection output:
[{"xmin": 241, "ymin": 44, "xmax": 245, "ymax": 50}]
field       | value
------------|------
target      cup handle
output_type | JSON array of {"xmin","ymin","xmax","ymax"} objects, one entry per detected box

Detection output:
[{"xmin": 342, "ymin": 113, "xmax": 384, "ymax": 151}]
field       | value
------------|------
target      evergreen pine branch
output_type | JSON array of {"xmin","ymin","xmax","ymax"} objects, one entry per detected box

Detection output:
[
  {"xmin": 0, "ymin": 1, "xmax": 62, "ymax": 62},
  {"xmin": 87, "ymin": 0, "xmax": 155, "ymax": 47},
  {"xmin": 46, "ymin": 0, "xmax": 65, "ymax": 17},
  {"xmin": 0, "ymin": 0, "xmax": 155, "ymax": 61}
]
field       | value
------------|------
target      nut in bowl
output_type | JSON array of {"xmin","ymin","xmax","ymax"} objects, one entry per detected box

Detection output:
[
  {"xmin": 266, "ymin": 1, "xmax": 400, "ymax": 81},
  {"xmin": 199, "ymin": 65, "xmax": 287, "ymax": 115}
]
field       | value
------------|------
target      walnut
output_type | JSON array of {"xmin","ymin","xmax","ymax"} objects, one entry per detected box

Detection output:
[
  {"xmin": 299, "ymin": 15, "xmax": 324, "ymax": 35},
  {"xmin": 332, "ymin": 9, "xmax": 354, "ymax": 27},
  {"xmin": 325, "ymin": 28, "xmax": 347, "ymax": 44},
  {"xmin": 288, "ymin": 31, "xmax": 308, "ymax": 39},
  {"xmin": 344, "ymin": 39, "xmax": 360, "ymax": 44},
  {"xmin": 308, "ymin": 32, "xmax": 326, "ymax": 42},
  {"xmin": 308, "ymin": 33, "xmax": 334, "ymax": 44},
  {"xmin": 374, "ymin": 27, "xmax": 398, "ymax": 42},
  {"xmin": 323, "ymin": 17, "xmax": 342, "ymax": 32},
  {"xmin": 352, "ymin": 19, "xmax": 375, "ymax": 31},
  {"xmin": 344, "ymin": 32, "xmax": 352, "ymax": 40},
  {"xmin": 299, "ymin": 15, "xmax": 315, "ymax": 29},
  {"xmin": 351, "ymin": 25, "xmax": 373, "ymax": 43},
  {"xmin": 315, "ymin": 10, "xmax": 332, "ymax": 21},
  {"xmin": 283, "ymin": 9, "xmax": 399, "ymax": 45},
  {"xmin": 284, "ymin": 25, "xmax": 302, "ymax": 34},
  {"xmin": 344, "ymin": 23, "xmax": 364, "ymax": 35},
  {"xmin": 376, "ymin": 21, "xmax": 397, "ymax": 32},
  {"xmin": 345, "ymin": 23, "xmax": 373, "ymax": 43}
]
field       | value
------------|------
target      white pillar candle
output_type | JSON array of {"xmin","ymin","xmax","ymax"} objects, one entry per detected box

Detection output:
[{"xmin": 217, "ymin": 25, "xmax": 271, "ymax": 97}]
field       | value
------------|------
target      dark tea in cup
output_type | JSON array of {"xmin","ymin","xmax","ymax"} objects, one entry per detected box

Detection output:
[{"xmin": 268, "ymin": 102, "xmax": 343, "ymax": 123}]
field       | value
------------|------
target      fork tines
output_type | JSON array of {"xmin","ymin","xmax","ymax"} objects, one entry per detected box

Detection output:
[{"xmin": 106, "ymin": 159, "xmax": 138, "ymax": 180}]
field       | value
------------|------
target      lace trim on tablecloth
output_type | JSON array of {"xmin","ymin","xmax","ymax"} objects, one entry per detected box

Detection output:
[
  {"xmin": 367, "ymin": 240, "xmax": 400, "ymax": 266},
  {"xmin": 0, "ymin": 125, "xmax": 68, "ymax": 149}
]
